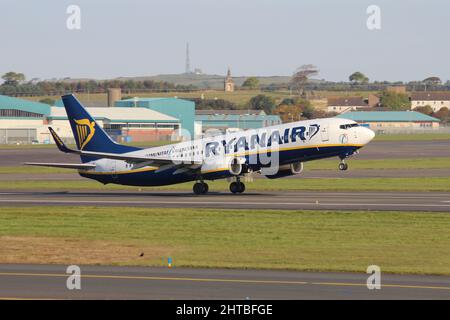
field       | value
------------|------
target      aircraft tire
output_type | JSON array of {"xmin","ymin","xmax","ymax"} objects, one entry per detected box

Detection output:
[
  {"xmin": 237, "ymin": 182, "xmax": 245, "ymax": 193},
  {"xmin": 202, "ymin": 182, "xmax": 209, "ymax": 194},
  {"xmin": 193, "ymin": 182, "xmax": 205, "ymax": 195},
  {"xmin": 230, "ymin": 182, "xmax": 239, "ymax": 194}
]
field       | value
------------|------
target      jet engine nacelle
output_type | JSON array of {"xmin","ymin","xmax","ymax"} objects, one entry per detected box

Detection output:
[
  {"xmin": 265, "ymin": 162, "xmax": 303, "ymax": 179},
  {"xmin": 228, "ymin": 157, "xmax": 246, "ymax": 175},
  {"xmin": 200, "ymin": 157, "xmax": 248, "ymax": 177}
]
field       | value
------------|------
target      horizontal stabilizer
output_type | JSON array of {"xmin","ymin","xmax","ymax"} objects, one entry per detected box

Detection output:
[{"xmin": 24, "ymin": 163, "xmax": 96, "ymax": 170}]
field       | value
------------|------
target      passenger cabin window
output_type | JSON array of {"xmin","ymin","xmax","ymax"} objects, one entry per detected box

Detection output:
[{"xmin": 340, "ymin": 123, "xmax": 359, "ymax": 129}]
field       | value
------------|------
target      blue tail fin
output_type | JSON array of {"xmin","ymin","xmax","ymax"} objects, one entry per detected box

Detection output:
[{"xmin": 61, "ymin": 94, "xmax": 139, "ymax": 162}]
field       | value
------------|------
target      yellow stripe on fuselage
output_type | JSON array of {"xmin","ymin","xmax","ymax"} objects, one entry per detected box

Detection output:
[
  {"xmin": 79, "ymin": 143, "xmax": 363, "ymax": 176},
  {"xmin": 79, "ymin": 166, "xmax": 158, "ymax": 175}
]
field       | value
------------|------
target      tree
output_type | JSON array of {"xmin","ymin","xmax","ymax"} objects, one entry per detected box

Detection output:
[
  {"xmin": 273, "ymin": 98, "xmax": 315, "ymax": 122},
  {"xmin": 414, "ymin": 105, "xmax": 434, "ymax": 115},
  {"xmin": 423, "ymin": 76, "xmax": 441, "ymax": 85},
  {"xmin": 422, "ymin": 76, "xmax": 442, "ymax": 91},
  {"xmin": 379, "ymin": 91, "xmax": 410, "ymax": 110},
  {"xmin": 301, "ymin": 104, "xmax": 315, "ymax": 119},
  {"xmin": 248, "ymin": 94, "xmax": 276, "ymax": 114},
  {"xmin": 189, "ymin": 98, "xmax": 237, "ymax": 110},
  {"xmin": 1, "ymin": 72, "xmax": 25, "ymax": 86},
  {"xmin": 291, "ymin": 64, "xmax": 319, "ymax": 95},
  {"xmin": 433, "ymin": 107, "xmax": 449, "ymax": 122},
  {"xmin": 273, "ymin": 104, "xmax": 303, "ymax": 122},
  {"xmin": 349, "ymin": 72, "xmax": 369, "ymax": 84},
  {"xmin": 39, "ymin": 98, "xmax": 56, "ymax": 105},
  {"xmin": 241, "ymin": 77, "xmax": 260, "ymax": 90}
]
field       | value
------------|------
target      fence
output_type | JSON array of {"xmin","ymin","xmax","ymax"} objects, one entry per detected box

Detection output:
[
  {"xmin": 373, "ymin": 126, "xmax": 450, "ymax": 135},
  {"xmin": 0, "ymin": 128, "xmax": 37, "ymax": 144}
]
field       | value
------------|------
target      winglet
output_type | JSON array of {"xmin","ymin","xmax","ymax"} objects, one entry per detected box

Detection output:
[{"xmin": 48, "ymin": 127, "xmax": 72, "ymax": 153}]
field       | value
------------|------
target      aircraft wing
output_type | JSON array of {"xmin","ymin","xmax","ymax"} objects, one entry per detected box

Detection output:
[
  {"xmin": 24, "ymin": 162, "xmax": 96, "ymax": 170},
  {"xmin": 48, "ymin": 127, "xmax": 202, "ymax": 166}
]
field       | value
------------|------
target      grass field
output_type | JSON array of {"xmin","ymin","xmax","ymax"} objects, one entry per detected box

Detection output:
[
  {"xmin": 0, "ymin": 207, "xmax": 448, "ymax": 275},
  {"xmin": 1, "ymin": 176, "xmax": 450, "ymax": 192}
]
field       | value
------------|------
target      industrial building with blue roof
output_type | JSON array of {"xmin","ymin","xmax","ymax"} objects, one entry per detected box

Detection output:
[
  {"xmin": 336, "ymin": 111, "xmax": 440, "ymax": 131},
  {"xmin": 115, "ymin": 98, "xmax": 195, "ymax": 138}
]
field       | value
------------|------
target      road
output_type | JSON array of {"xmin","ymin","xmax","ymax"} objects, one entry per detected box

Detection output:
[
  {"xmin": 0, "ymin": 264, "xmax": 449, "ymax": 300},
  {"xmin": 0, "ymin": 190, "xmax": 449, "ymax": 212}
]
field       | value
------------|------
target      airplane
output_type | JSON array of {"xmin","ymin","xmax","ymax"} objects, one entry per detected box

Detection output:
[{"xmin": 25, "ymin": 94, "xmax": 375, "ymax": 194}]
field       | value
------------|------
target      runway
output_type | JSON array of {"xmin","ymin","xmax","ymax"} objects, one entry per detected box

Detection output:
[
  {"xmin": 1, "ymin": 140, "xmax": 450, "ymax": 167},
  {"xmin": 0, "ymin": 190, "xmax": 449, "ymax": 212},
  {"xmin": 0, "ymin": 264, "xmax": 449, "ymax": 299}
]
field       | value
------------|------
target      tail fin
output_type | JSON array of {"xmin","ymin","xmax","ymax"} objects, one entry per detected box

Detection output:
[{"xmin": 61, "ymin": 94, "xmax": 139, "ymax": 162}]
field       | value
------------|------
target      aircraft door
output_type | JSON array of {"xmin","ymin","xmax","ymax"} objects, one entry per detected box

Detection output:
[{"xmin": 321, "ymin": 124, "xmax": 329, "ymax": 142}]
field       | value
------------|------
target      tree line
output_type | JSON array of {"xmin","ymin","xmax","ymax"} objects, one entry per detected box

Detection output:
[{"xmin": 0, "ymin": 72, "xmax": 197, "ymax": 96}]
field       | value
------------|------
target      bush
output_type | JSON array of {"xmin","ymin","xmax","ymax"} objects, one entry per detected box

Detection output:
[{"xmin": 248, "ymin": 94, "xmax": 276, "ymax": 114}]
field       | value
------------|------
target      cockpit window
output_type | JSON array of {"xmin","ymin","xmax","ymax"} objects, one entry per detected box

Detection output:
[{"xmin": 340, "ymin": 123, "xmax": 359, "ymax": 129}]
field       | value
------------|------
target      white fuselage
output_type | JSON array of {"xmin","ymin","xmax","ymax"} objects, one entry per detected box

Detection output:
[{"xmin": 80, "ymin": 117, "xmax": 374, "ymax": 186}]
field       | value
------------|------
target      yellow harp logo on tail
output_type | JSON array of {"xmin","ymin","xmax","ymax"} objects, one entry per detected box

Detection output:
[{"xmin": 75, "ymin": 119, "xmax": 96, "ymax": 150}]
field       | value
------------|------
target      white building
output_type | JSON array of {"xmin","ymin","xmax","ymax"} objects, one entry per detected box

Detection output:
[
  {"xmin": 410, "ymin": 92, "xmax": 450, "ymax": 112},
  {"xmin": 327, "ymin": 97, "xmax": 369, "ymax": 114}
]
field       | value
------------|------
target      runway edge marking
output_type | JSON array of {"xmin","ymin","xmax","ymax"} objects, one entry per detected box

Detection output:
[{"xmin": 0, "ymin": 272, "xmax": 449, "ymax": 291}]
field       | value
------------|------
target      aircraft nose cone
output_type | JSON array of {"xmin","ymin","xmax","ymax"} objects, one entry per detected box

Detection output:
[{"xmin": 363, "ymin": 127, "xmax": 375, "ymax": 144}]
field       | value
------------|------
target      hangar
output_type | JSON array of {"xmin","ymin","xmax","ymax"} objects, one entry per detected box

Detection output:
[
  {"xmin": 48, "ymin": 107, "xmax": 179, "ymax": 144},
  {"xmin": 115, "ymin": 98, "xmax": 195, "ymax": 138},
  {"xmin": 336, "ymin": 111, "xmax": 440, "ymax": 132},
  {"xmin": 0, "ymin": 94, "xmax": 181, "ymax": 144},
  {"xmin": 195, "ymin": 109, "xmax": 282, "ymax": 136}
]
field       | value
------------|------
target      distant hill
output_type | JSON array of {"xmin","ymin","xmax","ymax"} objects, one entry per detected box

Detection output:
[{"xmin": 114, "ymin": 73, "xmax": 292, "ymax": 89}]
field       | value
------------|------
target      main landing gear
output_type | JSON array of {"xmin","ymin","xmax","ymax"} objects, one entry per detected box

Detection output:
[
  {"xmin": 193, "ymin": 181, "xmax": 209, "ymax": 195},
  {"xmin": 192, "ymin": 178, "xmax": 246, "ymax": 195},
  {"xmin": 230, "ymin": 177, "xmax": 245, "ymax": 194}
]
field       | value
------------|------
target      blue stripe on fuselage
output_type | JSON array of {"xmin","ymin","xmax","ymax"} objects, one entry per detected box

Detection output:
[{"xmin": 80, "ymin": 145, "xmax": 361, "ymax": 186}]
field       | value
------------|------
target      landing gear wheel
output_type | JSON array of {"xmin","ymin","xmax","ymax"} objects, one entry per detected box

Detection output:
[
  {"xmin": 339, "ymin": 163, "xmax": 348, "ymax": 171},
  {"xmin": 230, "ymin": 181, "xmax": 245, "ymax": 194},
  {"xmin": 237, "ymin": 182, "xmax": 245, "ymax": 193},
  {"xmin": 193, "ymin": 182, "xmax": 208, "ymax": 195},
  {"xmin": 230, "ymin": 182, "xmax": 239, "ymax": 194}
]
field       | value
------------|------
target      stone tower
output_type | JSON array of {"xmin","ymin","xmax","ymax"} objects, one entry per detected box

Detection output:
[{"xmin": 224, "ymin": 67, "xmax": 235, "ymax": 92}]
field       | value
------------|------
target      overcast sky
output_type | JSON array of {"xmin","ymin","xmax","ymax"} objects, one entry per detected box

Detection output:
[{"xmin": 1, "ymin": 0, "xmax": 449, "ymax": 82}]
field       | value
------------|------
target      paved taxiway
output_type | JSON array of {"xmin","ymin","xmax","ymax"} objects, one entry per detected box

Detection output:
[
  {"xmin": 1, "ymin": 167, "xmax": 450, "ymax": 181},
  {"xmin": 0, "ymin": 264, "xmax": 449, "ymax": 299},
  {"xmin": 0, "ymin": 190, "xmax": 449, "ymax": 212}
]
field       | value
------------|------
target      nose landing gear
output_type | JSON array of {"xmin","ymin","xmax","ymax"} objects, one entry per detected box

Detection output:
[{"xmin": 339, "ymin": 160, "xmax": 348, "ymax": 171}]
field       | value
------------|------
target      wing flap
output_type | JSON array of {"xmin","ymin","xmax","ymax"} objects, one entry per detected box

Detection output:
[{"xmin": 24, "ymin": 163, "xmax": 96, "ymax": 170}]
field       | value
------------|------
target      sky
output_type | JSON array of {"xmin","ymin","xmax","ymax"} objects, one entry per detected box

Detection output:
[{"xmin": 1, "ymin": 0, "xmax": 449, "ymax": 82}]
